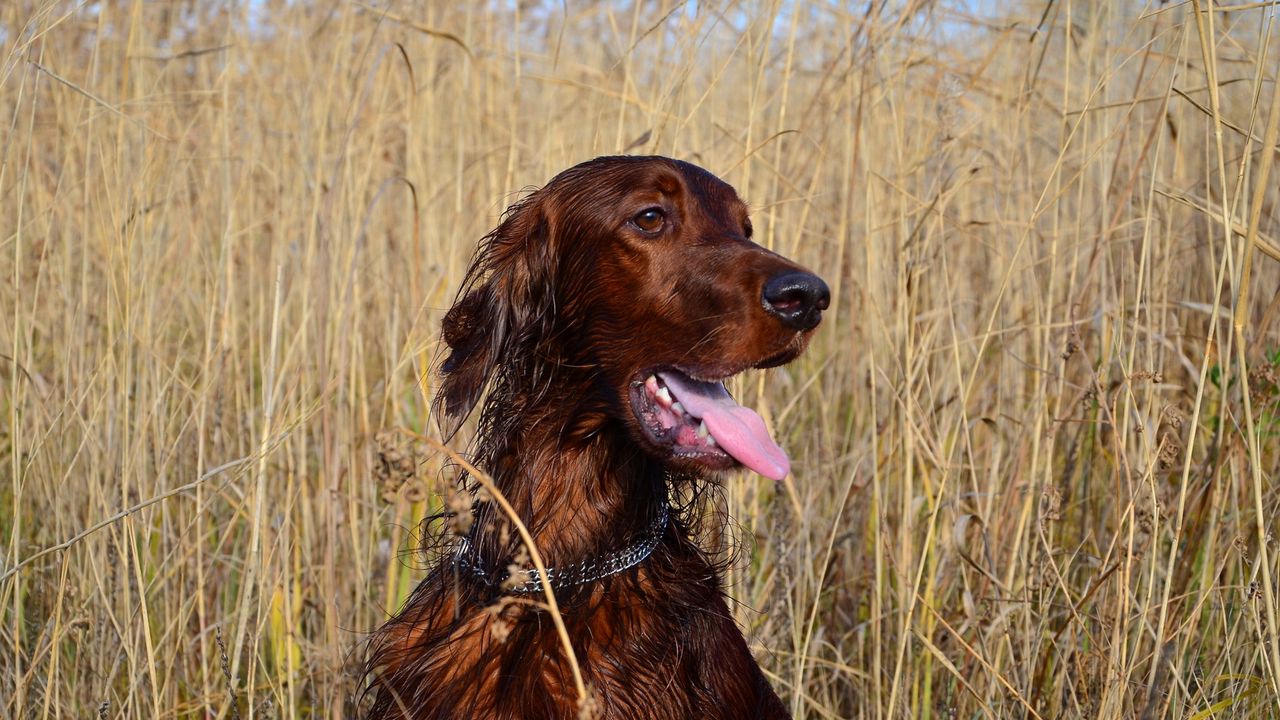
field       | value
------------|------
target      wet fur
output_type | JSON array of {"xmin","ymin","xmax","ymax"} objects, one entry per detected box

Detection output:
[{"xmin": 362, "ymin": 156, "xmax": 820, "ymax": 719}]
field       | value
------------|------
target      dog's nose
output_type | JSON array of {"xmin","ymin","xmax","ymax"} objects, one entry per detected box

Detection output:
[{"xmin": 762, "ymin": 271, "xmax": 830, "ymax": 331}]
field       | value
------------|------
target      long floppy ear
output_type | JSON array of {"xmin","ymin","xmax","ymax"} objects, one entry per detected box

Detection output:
[{"xmin": 433, "ymin": 192, "xmax": 553, "ymax": 440}]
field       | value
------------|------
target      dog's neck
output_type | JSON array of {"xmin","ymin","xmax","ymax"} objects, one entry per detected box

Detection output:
[{"xmin": 466, "ymin": 386, "xmax": 672, "ymax": 573}]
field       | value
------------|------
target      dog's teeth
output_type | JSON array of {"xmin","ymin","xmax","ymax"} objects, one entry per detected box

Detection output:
[
  {"xmin": 696, "ymin": 420, "xmax": 708, "ymax": 439},
  {"xmin": 706, "ymin": 434, "xmax": 717, "ymax": 447},
  {"xmin": 656, "ymin": 387, "xmax": 672, "ymax": 405},
  {"xmin": 671, "ymin": 402, "xmax": 684, "ymax": 415}
]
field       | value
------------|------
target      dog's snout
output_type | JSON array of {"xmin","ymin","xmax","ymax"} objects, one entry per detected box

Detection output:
[{"xmin": 762, "ymin": 271, "xmax": 829, "ymax": 331}]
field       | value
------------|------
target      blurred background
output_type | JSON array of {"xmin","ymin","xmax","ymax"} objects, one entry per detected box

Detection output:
[{"xmin": 4, "ymin": 1, "xmax": 1280, "ymax": 717}]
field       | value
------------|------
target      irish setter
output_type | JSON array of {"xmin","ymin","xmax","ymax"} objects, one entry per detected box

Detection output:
[{"xmin": 363, "ymin": 156, "xmax": 828, "ymax": 719}]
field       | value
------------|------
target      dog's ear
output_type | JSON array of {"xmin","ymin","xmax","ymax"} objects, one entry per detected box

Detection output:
[{"xmin": 434, "ymin": 193, "xmax": 554, "ymax": 439}]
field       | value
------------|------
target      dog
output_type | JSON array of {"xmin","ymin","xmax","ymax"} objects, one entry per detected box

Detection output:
[{"xmin": 363, "ymin": 155, "xmax": 828, "ymax": 719}]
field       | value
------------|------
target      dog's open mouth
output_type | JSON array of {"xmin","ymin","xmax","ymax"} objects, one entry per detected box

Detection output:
[{"xmin": 631, "ymin": 369, "xmax": 790, "ymax": 480}]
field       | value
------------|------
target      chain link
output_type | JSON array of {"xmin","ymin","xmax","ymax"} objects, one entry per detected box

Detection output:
[{"xmin": 454, "ymin": 501, "xmax": 670, "ymax": 593}]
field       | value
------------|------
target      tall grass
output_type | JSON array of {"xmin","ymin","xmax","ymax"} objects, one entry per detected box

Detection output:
[{"xmin": 3, "ymin": 1, "xmax": 1280, "ymax": 717}]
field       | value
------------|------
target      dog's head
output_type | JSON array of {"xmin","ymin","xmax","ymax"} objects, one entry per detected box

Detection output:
[{"xmin": 437, "ymin": 156, "xmax": 828, "ymax": 480}]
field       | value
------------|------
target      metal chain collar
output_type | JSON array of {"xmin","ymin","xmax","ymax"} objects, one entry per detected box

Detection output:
[{"xmin": 453, "ymin": 500, "xmax": 670, "ymax": 594}]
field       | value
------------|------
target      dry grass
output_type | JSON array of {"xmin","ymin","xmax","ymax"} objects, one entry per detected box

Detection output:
[{"xmin": 4, "ymin": 1, "xmax": 1280, "ymax": 717}]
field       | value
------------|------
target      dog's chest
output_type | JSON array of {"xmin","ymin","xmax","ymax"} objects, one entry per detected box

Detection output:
[{"xmin": 532, "ymin": 587, "xmax": 782, "ymax": 720}]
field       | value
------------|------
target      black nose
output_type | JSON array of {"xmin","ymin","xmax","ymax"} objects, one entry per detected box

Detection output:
[{"xmin": 762, "ymin": 271, "xmax": 830, "ymax": 331}]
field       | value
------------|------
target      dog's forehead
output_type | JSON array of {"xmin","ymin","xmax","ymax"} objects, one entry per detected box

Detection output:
[
  {"xmin": 668, "ymin": 160, "xmax": 744, "ymax": 210},
  {"xmin": 546, "ymin": 156, "xmax": 749, "ymax": 220}
]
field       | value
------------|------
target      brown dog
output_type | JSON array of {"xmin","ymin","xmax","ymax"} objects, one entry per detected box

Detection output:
[{"xmin": 363, "ymin": 156, "xmax": 828, "ymax": 719}]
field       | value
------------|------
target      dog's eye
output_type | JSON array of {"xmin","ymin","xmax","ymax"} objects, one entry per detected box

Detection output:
[
  {"xmin": 743, "ymin": 220, "xmax": 753, "ymax": 238},
  {"xmin": 633, "ymin": 208, "xmax": 666, "ymax": 233}
]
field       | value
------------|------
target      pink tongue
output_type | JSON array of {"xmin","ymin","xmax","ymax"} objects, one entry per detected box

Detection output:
[{"xmin": 657, "ymin": 372, "xmax": 791, "ymax": 480}]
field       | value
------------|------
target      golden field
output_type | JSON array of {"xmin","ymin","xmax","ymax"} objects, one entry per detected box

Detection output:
[{"xmin": 4, "ymin": 1, "xmax": 1280, "ymax": 717}]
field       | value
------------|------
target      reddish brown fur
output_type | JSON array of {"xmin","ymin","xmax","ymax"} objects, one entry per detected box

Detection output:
[{"xmin": 362, "ymin": 156, "xmax": 824, "ymax": 719}]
